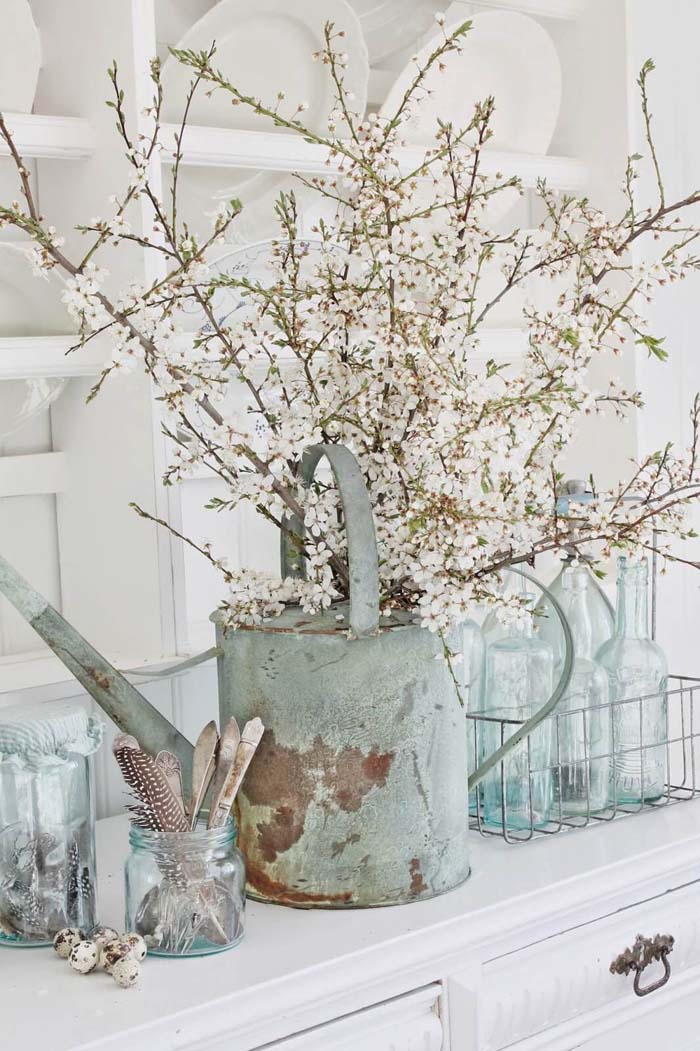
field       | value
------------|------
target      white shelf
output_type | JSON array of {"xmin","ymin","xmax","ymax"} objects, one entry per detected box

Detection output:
[
  {"xmin": 161, "ymin": 125, "xmax": 589, "ymax": 191},
  {"xmin": 0, "ymin": 451, "xmax": 66, "ymax": 498},
  {"xmin": 466, "ymin": 0, "xmax": 586, "ymax": 18},
  {"xmin": 0, "ymin": 113, "xmax": 94, "ymax": 161},
  {"xmin": 0, "ymin": 648, "xmax": 203, "ymax": 695},
  {"xmin": 0, "ymin": 336, "xmax": 105, "ymax": 379}
]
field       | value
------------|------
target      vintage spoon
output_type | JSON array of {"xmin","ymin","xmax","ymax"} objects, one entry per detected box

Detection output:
[
  {"xmin": 208, "ymin": 718, "xmax": 265, "ymax": 829},
  {"xmin": 207, "ymin": 717, "xmax": 241, "ymax": 830},
  {"xmin": 188, "ymin": 721, "xmax": 219, "ymax": 830},
  {"xmin": 155, "ymin": 750, "xmax": 186, "ymax": 820}
]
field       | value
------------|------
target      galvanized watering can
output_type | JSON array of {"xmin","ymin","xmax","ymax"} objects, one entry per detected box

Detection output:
[{"xmin": 0, "ymin": 444, "xmax": 571, "ymax": 908}]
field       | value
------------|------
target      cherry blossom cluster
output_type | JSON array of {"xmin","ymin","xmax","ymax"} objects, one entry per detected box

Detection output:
[{"xmin": 2, "ymin": 29, "xmax": 700, "ymax": 632}]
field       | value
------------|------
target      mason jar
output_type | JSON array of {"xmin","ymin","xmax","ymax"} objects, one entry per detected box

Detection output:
[
  {"xmin": 125, "ymin": 820, "xmax": 245, "ymax": 957},
  {"xmin": 0, "ymin": 700, "xmax": 103, "ymax": 946}
]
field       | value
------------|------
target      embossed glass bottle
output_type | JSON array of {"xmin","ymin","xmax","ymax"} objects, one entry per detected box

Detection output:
[
  {"xmin": 553, "ymin": 567, "xmax": 610, "ymax": 816},
  {"xmin": 537, "ymin": 559, "xmax": 614, "ymax": 675},
  {"xmin": 480, "ymin": 597, "xmax": 554, "ymax": 830},
  {"xmin": 596, "ymin": 557, "xmax": 668, "ymax": 803}
]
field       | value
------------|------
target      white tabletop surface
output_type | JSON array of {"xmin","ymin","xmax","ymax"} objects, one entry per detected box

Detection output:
[{"xmin": 3, "ymin": 804, "xmax": 700, "ymax": 1051}]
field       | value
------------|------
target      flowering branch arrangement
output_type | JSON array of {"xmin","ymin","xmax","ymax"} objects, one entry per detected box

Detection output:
[{"xmin": 1, "ymin": 23, "xmax": 700, "ymax": 633}]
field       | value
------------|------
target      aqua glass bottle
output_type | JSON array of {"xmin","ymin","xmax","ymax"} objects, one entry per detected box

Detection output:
[
  {"xmin": 596, "ymin": 557, "xmax": 668, "ymax": 804},
  {"xmin": 480, "ymin": 597, "xmax": 554, "ymax": 830},
  {"xmin": 481, "ymin": 570, "xmax": 528, "ymax": 649},
  {"xmin": 536, "ymin": 559, "xmax": 614, "ymax": 676},
  {"xmin": 553, "ymin": 567, "xmax": 610, "ymax": 817}
]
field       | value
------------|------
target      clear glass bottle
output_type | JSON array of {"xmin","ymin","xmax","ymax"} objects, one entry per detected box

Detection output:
[
  {"xmin": 125, "ymin": 820, "xmax": 245, "ymax": 957},
  {"xmin": 553, "ymin": 566, "xmax": 611, "ymax": 816},
  {"xmin": 480, "ymin": 597, "xmax": 554, "ymax": 830},
  {"xmin": 596, "ymin": 557, "xmax": 668, "ymax": 804},
  {"xmin": 481, "ymin": 570, "xmax": 528, "ymax": 648},
  {"xmin": 537, "ymin": 559, "xmax": 614, "ymax": 675},
  {"xmin": 0, "ymin": 700, "xmax": 102, "ymax": 946}
]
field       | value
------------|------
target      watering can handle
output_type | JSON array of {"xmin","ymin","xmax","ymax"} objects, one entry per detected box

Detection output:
[
  {"xmin": 280, "ymin": 444, "xmax": 380, "ymax": 637},
  {"xmin": 467, "ymin": 566, "xmax": 574, "ymax": 793}
]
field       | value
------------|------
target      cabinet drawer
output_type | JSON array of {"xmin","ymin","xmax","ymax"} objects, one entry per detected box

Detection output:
[
  {"xmin": 479, "ymin": 878, "xmax": 700, "ymax": 1049},
  {"xmin": 259, "ymin": 985, "xmax": 443, "ymax": 1051}
]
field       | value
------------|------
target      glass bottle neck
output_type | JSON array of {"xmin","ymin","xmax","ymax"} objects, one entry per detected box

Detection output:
[
  {"xmin": 615, "ymin": 573, "xmax": 649, "ymax": 640},
  {"xmin": 566, "ymin": 587, "xmax": 594, "ymax": 660}
]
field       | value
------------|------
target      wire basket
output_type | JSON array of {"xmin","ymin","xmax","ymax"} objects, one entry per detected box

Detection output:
[{"xmin": 467, "ymin": 675, "xmax": 700, "ymax": 843}]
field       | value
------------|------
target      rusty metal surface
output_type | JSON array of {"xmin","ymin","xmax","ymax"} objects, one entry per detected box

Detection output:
[{"xmin": 216, "ymin": 608, "xmax": 470, "ymax": 908}]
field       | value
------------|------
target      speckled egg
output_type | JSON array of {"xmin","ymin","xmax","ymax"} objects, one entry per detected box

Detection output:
[
  {"xmin": 53, "ymin": 927, "xmax": 83, "ymax": 959},
  {"xmin": 89, "ymin": 925, "xmax": 120, "ymax": 951},
  {"xmin": 100, "ymin": 939, "xmax": 133, "ymax": 973},
  {"xmin": 122, "ymin": 932, "xmax": 147, "ymax": 962},
  {"xmin": 69, "ymin": 940, "xmax": 99, "ymax": 974},
  {"xmin": 111, "ymin": 956, "xmax": 141, "ymax": 988}
]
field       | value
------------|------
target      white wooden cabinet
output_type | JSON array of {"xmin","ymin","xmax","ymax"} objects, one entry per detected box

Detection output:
[{"xmin": 6, "ymin": 802, "xmax": 700, "ymax": 1051}]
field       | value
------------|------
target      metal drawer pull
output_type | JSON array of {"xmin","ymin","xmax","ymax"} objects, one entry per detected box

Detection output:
[{"xmin": 610, "ymin": 934, "xmax": 675, "ymax": 997}]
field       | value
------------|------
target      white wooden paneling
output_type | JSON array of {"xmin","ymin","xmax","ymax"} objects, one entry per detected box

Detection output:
[
  {"xmin": 625, "ymin": 0, "xmax": 700, "ymax": 676},
  {"xmin": 32, "ymin": 0, "xmax": 172, "ymax": 658},
  {"xmin": 266, "ymin": 986, "xmax": 443, "ymax": 1051},
  {"xmin": 132, "ymin": 0, "xmax": 190, "ymax": 657},
  {"xmin": 0, "ymin": 450, "xmax": 66, "ymax": 496},
  {"xmin": 0, "ymin": 404, "xmax": 61, "ymax": 659},
  {"xmin": 179, "ymin": 475, "xmax": 277, "ymax": 650},
  {"xmin": 480, "ymin": 879, "xmax": 700, "ymax": 1048},
  {"xmin": 0, "ymin": 493, "xmax": 61, "ymax": 656}
]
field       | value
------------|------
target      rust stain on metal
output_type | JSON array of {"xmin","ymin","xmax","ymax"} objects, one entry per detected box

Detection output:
[
  {"xmin": 409, "ymin": 858, "xmax": 428, "ymax": 898},
  {"xmin": 245, "ymin": 858, "xmax": 354, "ymax": 907},
  {"xmin": 242, "ymin": 730, "xmax": 395, "ymax": 867},
  {"xmin": 87, "ymin": 668, "xmax": 111, "ymax": 690},
  {"xmin": 257, "ymin": 804, "xmax": 306, "ymax": 864},
  {"xmin": 244, "ymin": 732, "xmax": 313, "ymax": 862},
  {"xmin": 331, "ymin": 745, "xmax": 395, "ymax": 812}
]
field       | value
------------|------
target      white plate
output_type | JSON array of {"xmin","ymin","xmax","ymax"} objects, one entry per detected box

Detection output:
[
  {"xmin": 0, "ymin": 1, "xmax": 41, "ymax": 113},
  {"xmin": 349, "ymin": 0, "xmax": 441, "ymax": 64},
  {"xmin": 156, "ymin": 0, "xmax": 217, "ymax": 53},
  {"xmin": 161, "ymin": 0, "xmax": 369, "ymax": 241},
  {"xmin": 181, "ymin": 237, "xmax": 343, "ymax": 332},
  {"xmin": 380, "ymin": 10, "xmax": 561, "ymax": 224},
  {"xmin": 382, "ymin": 10, "xmax": 561, "ymax": 153}
]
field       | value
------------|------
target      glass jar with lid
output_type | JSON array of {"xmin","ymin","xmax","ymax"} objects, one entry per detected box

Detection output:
[
  {"xmin": 0, "ymin": 699, "xmax": 103, "ymax": 946},
  {"xmin": 125, "ymin": 820, "xmax": 245, "ymax": 957}
]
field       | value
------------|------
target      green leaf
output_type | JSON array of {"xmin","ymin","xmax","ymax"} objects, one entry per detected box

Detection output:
[{"xmin": 636, "ymin": 333, "xmax": 668, "ymax": 361}]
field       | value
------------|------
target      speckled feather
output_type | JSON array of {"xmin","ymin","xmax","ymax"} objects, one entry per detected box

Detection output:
[{"xmin": 114, "ymin": 746, "xmax": 189, "ymax": 832}]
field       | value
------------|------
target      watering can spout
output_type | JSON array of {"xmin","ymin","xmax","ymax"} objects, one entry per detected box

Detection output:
[{"xmin": 0, "ymin": 553, "xmax": 193, "ymax": 779}]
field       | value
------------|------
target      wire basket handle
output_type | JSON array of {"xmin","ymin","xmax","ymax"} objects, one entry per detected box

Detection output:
[{"xmin": 468, "ymin": 566, "xmax": 574, "ymax": 792}]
